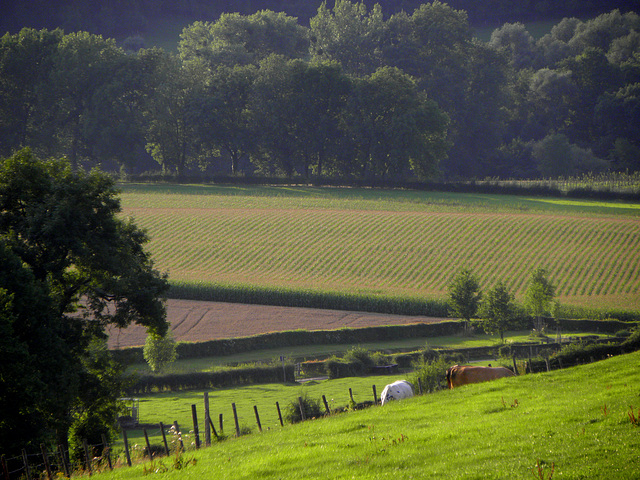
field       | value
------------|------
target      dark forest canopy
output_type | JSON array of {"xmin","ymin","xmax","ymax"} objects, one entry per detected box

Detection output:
[
  {"xmin": 1, "ymin": 1, "xmax": 639, "ymax": 180},
  {"xmin": 2, "ymin": 0, "xmax": 639, "ymax": 34}
]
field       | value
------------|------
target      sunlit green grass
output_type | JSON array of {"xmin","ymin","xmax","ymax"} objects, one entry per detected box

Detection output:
[{"xmin": 101, "ymin": 350, "xmax": 640, "ymax": 479}]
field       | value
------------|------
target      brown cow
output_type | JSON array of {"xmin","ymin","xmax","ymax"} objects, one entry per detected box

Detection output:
[{"xmin": 446, "ymin": 365, "xmax": 515, "ymax": 389}]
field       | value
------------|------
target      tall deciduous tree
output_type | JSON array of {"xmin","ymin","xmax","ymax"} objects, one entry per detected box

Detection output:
[
  {"xmin": 0, "ymin": 28, "xmax": 62, "ymax": 157},
  {"xmin": 179, "ymin": 10, "xmax": 308, "ymax": 70},
  {"xmin": 310, "ymin": 0, "xmax": 384, "ymax": 77},
  {"xmin": 48, "ymin": 31, "xmax": 125, "ymax": 169},
  {"xmin": 142, "ymin": 49, "xmax": 204, "ymax": 175},
  {"xmin": 344, "ymin": 66, "xmax": 449, "ymax": 179},
  {"xmin": 0, "ymin": 148, "xmax": 169, "ymax": 454},
  {"xmin": 187, "ymin": 64, "xmax": 258, "ymax": 175}
]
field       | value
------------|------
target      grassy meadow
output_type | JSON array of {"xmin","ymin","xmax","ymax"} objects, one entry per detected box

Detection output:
[
  {"xmin": 118, "ymin": 184, "xmax": 640, "ymax": 313},
  {"xmin": 99, "ymin": 350, "xmax": 640, "ymax": 479}
]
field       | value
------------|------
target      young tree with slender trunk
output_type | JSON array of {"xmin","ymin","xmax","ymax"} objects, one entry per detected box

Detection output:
[
  {"xmin": 447, "ymin": 269, "xmax": 482, "ymax": 333},
  {"xmin": 524, "ymin": 267, "xmax": 556, "ymax": 332},
  {"xmin": 479, "ymin": 281, "xmax": 517, "ymax": 342}
]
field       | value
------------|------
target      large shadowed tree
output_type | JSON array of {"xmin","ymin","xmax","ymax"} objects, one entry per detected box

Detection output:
[{"xmin": 0, "ymin": 148, "xmax": 169, "ymax": 455}]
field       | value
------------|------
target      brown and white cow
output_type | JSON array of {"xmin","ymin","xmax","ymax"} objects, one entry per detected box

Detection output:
[{"xmin": 446, "ymin": 365, "xmax": 515, "ymax": 389}]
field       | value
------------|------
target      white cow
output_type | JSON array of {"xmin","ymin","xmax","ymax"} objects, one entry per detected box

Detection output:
[{"xmin": 380, "ymin": 380, "xmax": 414, "ymax": 405}]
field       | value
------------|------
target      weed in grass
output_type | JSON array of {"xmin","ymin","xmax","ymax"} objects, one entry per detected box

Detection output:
[
  {"xmin": 355, "ymin": 426, "xmax": 408, "ymax": 464},
  {"xmin": 628, "ymin": 406, "xmax": 639, "ymax": 426},
  {"xmin": 532, "ymin": 459, "xmax": 555, "ymax": 480},
  {"xmin": 141, "ymin": 448, "xmax": 197, "ymax": 475},
  {"xmin": 601, "ymin": 403, "xmax": 608, "ymax": 416},
  {"xmin": 501, "ymin": 396, "xmax": 519, "ymax": 409}
]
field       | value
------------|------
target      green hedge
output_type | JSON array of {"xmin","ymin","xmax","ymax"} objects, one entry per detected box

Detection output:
[
  {"xmin": 111, "ymin": 321, "xmax": 464, "ymax": 365},
  {"xmin": 127, "ymin": 364, "xmax": 295, "ymax": 394}
]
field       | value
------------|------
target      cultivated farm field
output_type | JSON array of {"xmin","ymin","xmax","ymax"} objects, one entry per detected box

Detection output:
[{"xmin": 119, "ymin": 184, "xmax": 640, "ymax": 314}]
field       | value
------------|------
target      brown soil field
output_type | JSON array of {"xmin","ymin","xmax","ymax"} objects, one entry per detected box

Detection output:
[{"xmin": 106, "ymin": 299, "xmax": 448, "ymax": 349}]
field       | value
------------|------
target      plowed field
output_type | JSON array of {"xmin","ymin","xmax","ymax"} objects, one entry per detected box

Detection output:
[{"xmin": 106, "ymin": 299, "xmax": 447, "ymax": 349}]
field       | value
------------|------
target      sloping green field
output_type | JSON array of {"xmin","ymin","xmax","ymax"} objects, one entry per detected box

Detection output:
[
  {"xmin": 97, "ymin": 350, "xmax": 640, "ymax": 479},
  {"xmin": 119, "ymin": 184, "xmax": 640, "ymax": 311}
]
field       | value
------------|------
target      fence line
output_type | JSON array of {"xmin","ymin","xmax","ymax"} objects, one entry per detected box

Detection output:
[{"xmin": 2, "ymin": 346, "xmax": 624, "ymax": 479}]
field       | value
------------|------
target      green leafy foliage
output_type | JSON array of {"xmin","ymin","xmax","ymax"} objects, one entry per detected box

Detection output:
[
  {"xmin": 447, "ymin": 269, "xmax": 482, "ymax": 330},
  {"xmin": 283, "ymin": 393, "xmax": 325, "ymax": 424},
  {"xmin": 479, "ymin": 281, "xmax": 517, "ymax": 342},
  {"xmin": 0, "ymin": 149, "xmax": 169, "ymax": 454},
  {"xmin": 144, "ymin": 332, "xmax": 178, "ymax": 373}
]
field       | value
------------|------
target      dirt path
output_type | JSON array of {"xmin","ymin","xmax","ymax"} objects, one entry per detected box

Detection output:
[{"xmin": 106, "ymin": 298, "xmax": 447, "ymax": 349}]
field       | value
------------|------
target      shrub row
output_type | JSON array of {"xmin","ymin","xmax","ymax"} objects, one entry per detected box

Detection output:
[
  {"xmin": 111, "ymin": 317, "xmax": 638, "ymax": 367},
  {"xmin": 111, "ymin": 321, "xmax": 465, "ymax": 365},
  {"xmin": 526, "ymin": 329, "xmax": 640, "ymax": 372},
  {"xmin": 127, "ymin": 364, "xmax": 296, "ymax": 394}
]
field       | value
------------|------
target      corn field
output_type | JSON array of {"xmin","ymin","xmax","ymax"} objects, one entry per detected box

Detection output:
[{"xmin": 120, "ymin": 184, "xmax": 640, "ymax": 312}]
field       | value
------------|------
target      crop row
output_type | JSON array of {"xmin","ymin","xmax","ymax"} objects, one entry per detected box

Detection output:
[{"xmin": 122, "ymin": 192, "xmax": 640, "ymax": 311}]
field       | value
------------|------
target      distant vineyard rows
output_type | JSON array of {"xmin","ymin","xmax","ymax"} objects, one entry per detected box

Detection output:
[{"xmin": 120, "ymin": 186, "xmax": 640, "ymax": 311}]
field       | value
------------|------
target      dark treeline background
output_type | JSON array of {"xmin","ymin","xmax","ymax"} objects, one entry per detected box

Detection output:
[
  {"xmin": 1, "ymin": 0, "xmax": 639, "ymax": 180},
  {"xmin": 2, "ymin": 0, "xmax": 639, "ymax": 33}
]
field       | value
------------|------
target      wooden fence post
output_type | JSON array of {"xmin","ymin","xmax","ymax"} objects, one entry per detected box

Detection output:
[
  {"xmin": 122, "ymin": 429, "xmax": 132, "ymax": 467},
  {"xmin": 298, "ymin": 397, "xmax": 306, "ymax": 421},
  {"xmin": 40, "ymin": 444, "xmax": 52, "ymax": 480},
  {"xmin": 512, "ymin": 355, "xmax": 519, "ymax": 375},
  {"xmin": 372, "ymin": 385, "xmax": 378, "ymax": 405},
  {"xmin": 191, "ymin": 405, "xmax": 201, "ymax": 449},
  {"xmin": 276, "ymin": 401, "xmax": 284, "ymax": 426},
  {"xmin": 143, "ymin": 428, "xmax": 153, "ymax": 460},
  {"xmin": 219, "ymin": 414, "xmax": 224, "ymax": 434},
  {"xmin": 82, "ymin": 439, "xmax": 92, "ymax": 474},
  {"xmin": 322, "ymin": 395, "xmax": 330, "ymax": 414},
  {"xmin": 173, "ymin": 421, "xmax": 184, "ymax": 451},
  {"xmin": 204, "ymin": 392, "xmax": 211, "ymax": 447},
  {"xmin": 21, "ymin": 449, "xmax": 31, "ymax": 480},
  {"xmin": 1, "ymin": 454, "xmax": 9, "ymax": 480},
  {"xmin": 2, "ymin": 454, "xmax": 10, "ymax": 480},
  {"xmin": 417, "ymin": 378, "xmax": 423, "ymax": 395},
  {"xmin": 159, "ymin": 423, "xmax": 170, "ymax": 456},
  {"xmin": 349, "ymin": 388, "xmax": 354, "ymax": 404},
  {"xmin": 58, "ymin": 444, "xmax": 70, "ymax": 477},
  {"xmin": 101, "ymin": 434, "xmax": 113, "ymax": 470},
  {"xmin": 232, "ymin": 403, "xmax": 241, "ymax": 437},
  {"xmin": 254, "ymin": 406, "xmax": 262, "ymax": 432},
  {"xmin": 208, "ymin": 416, "xmax": 219, "ymax": 439}
]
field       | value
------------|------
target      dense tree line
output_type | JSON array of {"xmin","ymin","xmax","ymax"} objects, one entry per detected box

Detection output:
[
  {"xmin": 2, "ymin": 0, "xmax": 637, "ymax": 34},
  {"xmin": 1, "ymin": 2, "xmax": 639, "ymax": 179}
]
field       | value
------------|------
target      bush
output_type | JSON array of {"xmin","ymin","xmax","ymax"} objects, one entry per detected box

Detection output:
[
  {"xmin": 498, "ymin": 344, "xmax": 513, "ymax": 358},
  {"xmin": 343, "ymin": 346, "xmax": 375, "ymax": 368},
  {"xmin": 284, "ymin": 394, "xmax": 325, "ymax": 424},
  {"xmin": 411, "ymin": 357, "xmax": 449, "ymax": 393}
]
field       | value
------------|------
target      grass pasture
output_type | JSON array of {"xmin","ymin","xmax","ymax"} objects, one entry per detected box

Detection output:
[
  {"xmin": 101, "ymin": 350, "xmax": 640, "ymax": 479},
  {"xmin": 119, "ymin": 184, "xmax": 640, "ymax": 312}
]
